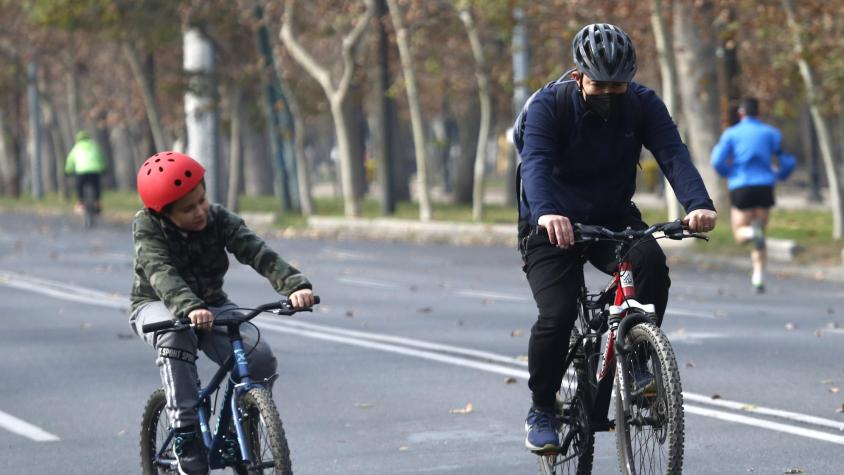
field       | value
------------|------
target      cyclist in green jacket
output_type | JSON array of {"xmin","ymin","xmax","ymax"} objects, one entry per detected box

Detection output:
[
  {"xmin": 130, "ymin": 151, "xmax": 315, "ymax": 475},
  {"xmin": 65, "ymin": 131, "xmax": 107, "ymax": 213}
]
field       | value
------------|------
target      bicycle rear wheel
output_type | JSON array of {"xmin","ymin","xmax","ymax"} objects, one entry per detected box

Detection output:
[
  {"xmin": 82, "ymin": 182, "xmax": 97, "ymax": 229},
  {"xmin": 614, "ymin": 322, "xmax": 684, "ymax": 474},
  {"xmin": 140, "ymin": 388, "xmax": 178, "ymax": 475},
  {"xmin": 537, "ymin": 349, "xmax": 594, "ymax": 474},
  {"xmin": 235, "ymin": 387, "xmax": 292, "ymax": 475}
]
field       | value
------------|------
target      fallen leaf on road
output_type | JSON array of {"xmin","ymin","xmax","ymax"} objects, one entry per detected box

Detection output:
[
  {"xmin": 399, "ymin": 446, "xmax": 410, "ymax": 451},
  {"xmin": 516, "ymin": 355, "xmax": 529, "ymax": 362},
  {"xmin": 685, "ymin": 361, "xmax": 696, "ymax": 368},
  {"xmin": 504, "ymin": 377, "xmax": 518, "ymax": 384},
  {"xmin": 416, "ymin": 307, "xmax": 432, "ymax": 314},
  {"xmin": 815, "ymin": 330, "xmax": 823, "ymax": 337},
  {"xmin": 354, "ymin": 403, "xmax": 373, "ymax": 409},
  {"xmin": 784, "ymin": 323, "xmax": 797, "ymax": 331},
  {"xmin": 836, "ymin": 404, "xmax": 843, "ymax": 413},
  {"xmin": 116, "ymin": 333, "xmax": 134, "ymax": 340},
  {"xmin": 345, "ymin": 310, "xmax": 354, "ymax": 318},
  {"xmin": 784, "ymin": 469, "xmax": 804, "ymax": 474},
  {"xmin": 830, "ymin": 387, "xmax": 841, "ymax": 394},
  {"xmin": 711, "ymin": 394, "xmax": 721, "ymax": 400},
  {"xmin": 449, "ymin": 403, "xmax": 474, "ymax": 415},
  {"xmin": 740, "ymin": 404, "xmax": 757, "ymax": 411},
  {"xmin": 409, "ymin": 285, "xmax": 418, "ymax": 292},
  {"xmin": 80, "ymin": 322, "xmax": 93, "ymax": 329},
  {"xmin": 820, "ymin": 379, "xmax": 834, "ymax": 385},
  {"xmin": 117, "ymin": 429, "xmax": 126, "ymax": 436},
  {"xmin": 511, "ymin": 330, "xmax": 523, "ymax": 337}
]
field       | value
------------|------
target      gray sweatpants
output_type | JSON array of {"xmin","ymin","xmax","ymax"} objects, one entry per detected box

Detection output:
[{"xmin": 132, "ymin": 301, "xmax": 278, "ymax": 429}]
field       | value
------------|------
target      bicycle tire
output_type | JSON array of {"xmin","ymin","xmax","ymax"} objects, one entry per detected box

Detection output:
[
  {"xmin": 537, "ymin": 353, "xmax": 594, "ymax": 474},
  {"xmin": 82, "ymin": 182, "xmax": 96, "ymax": 229},
  {"xmin": 235, "ymin": 387, "xmax": 292, "ymax": 475},
  {"xmin": 140, "ymin": 388, "xmax": 178, "ymax": 475},
  {"xmin": 614, "ymin": 322, "xmax": 684, "ymax": 475}
]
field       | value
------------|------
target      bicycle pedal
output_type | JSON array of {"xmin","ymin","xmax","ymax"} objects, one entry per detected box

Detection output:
[{"xmin": 591, "ymin": 418, "xmax": 615, "ymax": 432}]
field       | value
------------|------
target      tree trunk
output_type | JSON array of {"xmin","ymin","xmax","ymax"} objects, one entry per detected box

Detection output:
[
  {"xmin": 125, "ymin": 42, "xmax": 170, "ymax": 152},
  {"xmin": 280, "ymin": 0, "xmax": 371, "ymax": 217},
  {"xmin": 650, "ymin": 0, "xmax": 681, "ymax": 221},
  {"xmin": 344, "ymin": 85, "xmax": 368, "ymax": 199},
  {"xmin": 783, "ymin": 0, "xmax": 843, "ymax": 238},
  {"xmin": 386, "ymin": 0, "xmax": 431, "ymax": 221},
  {"xmin": 183, "ymin": 27, "xmax": 220, "ymax": 203},
  {"xmin": 243, "ymin": 116, "xmax": 274, "ymax": 196},
  {"xmin": 276, "ymin": 73, "xmax": 314, "ymax": 216},
  {"xmin": 454, "ymin": 102, "xmax": 479, "ymax": 204},
  {"xmin": 227, "ymin": 85, "xmax": 242, "ymax": 211},
  {"xmin": 672, "ymin": 0, "xmax": 726, "ymax": 213},
  {"xmin": 27, "ymin": 59, "xmax": 43, "ymax": 199},
  {"xmin": 372, "ymin": 0, "xmax": 396, "ymax": 214},
  {"xmin": 0, "ymin": 108, "xmax": 18, "ymax": 196},
  {"xmin": 459, "ymin": 8, "xmax": 491, "ymax": 221},
  {"xmin": 111, "ymin": 125, "xmax": 137, "ymax": 191},
  {"xmin": 66, "ymin": 55, "xmax": 81, "ymax": 137},
  {"xmin": 508, "ymin": 6, "xmax": 529, "ymax": 206}
]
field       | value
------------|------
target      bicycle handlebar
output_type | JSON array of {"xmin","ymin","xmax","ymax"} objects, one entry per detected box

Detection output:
[
  {"xmin": 574, "ymin": 220, "xmax": 709, "ymax": 243},
  {"xmin": 141, "ymin": 296, "xmax": 321, "ymax": 334}
]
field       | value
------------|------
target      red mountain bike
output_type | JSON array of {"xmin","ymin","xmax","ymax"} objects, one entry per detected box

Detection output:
[{"xmin": 537, "ymin": 220, "xmax": 707, "ymax": 475}]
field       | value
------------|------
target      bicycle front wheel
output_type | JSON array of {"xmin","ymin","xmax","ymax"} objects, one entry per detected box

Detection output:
[
  {"xmin": 614, "ymin": 322, "xmax": 684, "ymax": 475},
  {"xmin": 140, "ymin": 388, "xmax": 178, "ymax": 475},
  {"xmin": 236, "ymin": 387, "xmax": 292, "ymax": 475}
]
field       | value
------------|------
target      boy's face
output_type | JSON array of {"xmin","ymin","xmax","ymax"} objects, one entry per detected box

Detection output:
[{"xmin": 165, "ymin": 184, "xmax": 209, "ymax": 232}]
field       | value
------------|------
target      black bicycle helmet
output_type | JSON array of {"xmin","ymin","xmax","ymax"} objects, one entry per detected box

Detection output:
[{"xmin": 572, "ymin": 23, "xmax": 637, "ymax": 82}]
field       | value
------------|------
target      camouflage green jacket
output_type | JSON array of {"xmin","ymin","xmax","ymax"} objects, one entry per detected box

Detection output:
[{"xmin": 130, "ymin": 204, "xmax": 310, "ymax": 319}]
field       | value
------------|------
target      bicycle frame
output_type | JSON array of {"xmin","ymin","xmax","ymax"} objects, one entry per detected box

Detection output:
[
  {"xmin": 564, "ymin": 248, "xmax": 657, "ymax": 430},
  {"xmin": 153, "ymin": 322, "xmax": 270, "ymax": 471}
]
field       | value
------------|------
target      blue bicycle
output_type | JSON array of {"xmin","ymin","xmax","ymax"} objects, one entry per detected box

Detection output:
[{"xmin": 140, "ymin": 298, "xmax": 319, "ymax": 474}]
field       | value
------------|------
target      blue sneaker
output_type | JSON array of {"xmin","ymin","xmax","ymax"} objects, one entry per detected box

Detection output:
[
  {"xmin": 524, "ymin": 408, "xmax": 560, "ymax": 452},
  {"xmin": 631, "ymin": 368, "xmax": 656, "ymax": 397}
]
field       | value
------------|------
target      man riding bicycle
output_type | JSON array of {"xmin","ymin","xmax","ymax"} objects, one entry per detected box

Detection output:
[
  {"xmin": 515, "ymin": 23, "xmax": 717, "ymax": 452},
  {"xmin": 65, "ymin": 131, "xmax": 107, "ymax": 214}
]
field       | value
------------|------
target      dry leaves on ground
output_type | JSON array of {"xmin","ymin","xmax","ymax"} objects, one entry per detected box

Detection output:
[{"xmin": 449, "ymin": 402, "xmax": 474, "ymax": 415}]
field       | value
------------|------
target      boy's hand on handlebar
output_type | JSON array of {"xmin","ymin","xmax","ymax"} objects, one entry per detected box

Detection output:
[
  {"xmin": 188, "ymin": 308, "xmax": 214, "ymax": 331},
  {"xmin": 682, "ymin": 209, "xmax": 717, "ymax": 233},
  {"xmin": 289, "ymin": 288, "xmax": 315, "ymax": 309},
  {"xmin": 538, "ymin": 214, "xmax": 574, "ymax": 249}
]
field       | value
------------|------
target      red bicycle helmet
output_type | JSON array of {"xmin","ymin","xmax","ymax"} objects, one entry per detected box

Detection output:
[{"xmin": 137, "ymin": 151, "xmax": 205, "ymax": 212}]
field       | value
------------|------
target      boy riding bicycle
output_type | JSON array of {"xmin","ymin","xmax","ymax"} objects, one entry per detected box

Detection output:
[{"xmin": 130, "ymin": 151, "xmax": 314, "ymax": 475}]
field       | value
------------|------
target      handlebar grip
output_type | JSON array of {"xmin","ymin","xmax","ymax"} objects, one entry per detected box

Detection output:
[
  {"xmin": 141, "ymin": 318, "xmax": 190, "ymax": 334},
  {"xmin": 142, "ymin": 319, "xmax": 178, "ymax": 333},
  {"xmin": 313, "ymin": 295, "xmax": 321, "ymax": 305}
]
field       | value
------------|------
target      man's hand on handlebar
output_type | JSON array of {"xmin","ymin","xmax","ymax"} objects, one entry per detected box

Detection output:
[
  {"xmin": 682, "ymin": 209, "xmax": 717, "ymax": 233},
  {"xmin": 538, "ymin": 214, "xmax": 574, "ymax": 249},
  {"xmin": 188, "ymin": 308, "xmax": 214, "ymax": 331},
  {"xmin": 289, "ymin": 288, "xmax": 315, "ymax": 309}
]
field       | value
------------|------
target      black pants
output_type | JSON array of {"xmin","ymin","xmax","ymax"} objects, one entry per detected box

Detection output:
[
  {"xmin": 75, "ymin": 173, "xmax": 101, "ymax": 202},
  {"xmin": 519, "ymin": 209, "xmax": 670, "ymax": 410}
]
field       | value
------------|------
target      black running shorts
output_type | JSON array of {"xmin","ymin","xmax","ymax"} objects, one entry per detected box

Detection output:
[{"xmin": 730, "ymin": 185, "xmax": 775, "ymax": 210}]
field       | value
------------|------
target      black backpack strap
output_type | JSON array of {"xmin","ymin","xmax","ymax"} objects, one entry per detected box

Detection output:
[{"xmin": 517, "ymin": 79, "xmax": 576, "ymax": 240}]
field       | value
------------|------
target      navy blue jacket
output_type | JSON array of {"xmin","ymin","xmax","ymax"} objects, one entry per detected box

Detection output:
[{"xmin": 519, "ymin": 80, "xmax": 715, "ymax": 226}]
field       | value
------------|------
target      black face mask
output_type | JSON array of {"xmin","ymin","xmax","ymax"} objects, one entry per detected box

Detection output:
[{"xmin": 584, "ymin": 93, "xmax": 626, "ymax": 122}]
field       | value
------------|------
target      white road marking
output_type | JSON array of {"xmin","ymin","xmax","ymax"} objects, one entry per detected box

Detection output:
[
  {"xmin": 336, "ymin": 277, "xmax": 402, "ymax": 289},
  {"xmin": 0, "ymin": 410, "xmax": 60, "ymax": 442},
  {"xmin": 453, "ymin": 290, "xmax": 531, "ymax": 302},
  {"xmin": 684, "ymin": 405, "xmax": 844, "ymax": 445},
  {"xmin": 3, "ymin": 270, "xmax": 843, "ymax": 445}
]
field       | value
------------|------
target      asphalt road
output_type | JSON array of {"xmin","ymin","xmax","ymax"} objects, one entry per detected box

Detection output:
[{"xmin": 0, "ymin": 211, "xmax": 842, "ymax": 474}]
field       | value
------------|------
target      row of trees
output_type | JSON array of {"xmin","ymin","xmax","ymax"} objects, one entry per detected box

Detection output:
[{"xmin": 1, "ymin": 1, "xmax": 843, "ymax": 235}]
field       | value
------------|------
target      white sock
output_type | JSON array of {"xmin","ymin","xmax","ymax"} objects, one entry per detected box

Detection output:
[
  {"xmin": 738, "ymin": 226, "xmax": 755, "ymax": 240},
  {"xmin": 752, "ymin": 271, "xmax": 764, "ymax": 287}
]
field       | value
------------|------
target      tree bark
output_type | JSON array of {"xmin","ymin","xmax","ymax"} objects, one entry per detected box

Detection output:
[
  {"xmin": 227, "ymin": 85, "xmax": 242, "ymax": 211},
  {"xmin": 372, "ymin": 0, "xmax": 396, "ymax": 214},
  {"xmin": 0, "ymin": 108, "xmax": 18, "ymax": 196},
  {"xmin": 672, "ymin": 0, "xmax": 726, "ymax": 213},
  {"xmin": 124, "ymin": 42, "xmax": 170, "ymax": 151},
  {"xmin": 650, "ymin": 0, "xmax": 682, "ymax": 221},
  {"xmin": 459, "ymin": 8, "xmax": 491, "ymax": 222},
  {"xmin": 385, "ymin": 0, "xmax": 431, "ymax": 221},
  {"xmin": 783, "ymin": 0, "xmax": 843, "ymax": 238},
  {"xmin": 280, "ymin": 0, "xmax": 372, "ymax": 217},
  {"xmin": 27, "ymin": 59, "xmax": 43, "ymax": 199},
  {"xmin": 183, "ymin": 27, "xmax": 220, "ymax": 203},
  {"xmin": 275, "ymin": 72, "xmax": 314, "ymax": 216}
]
